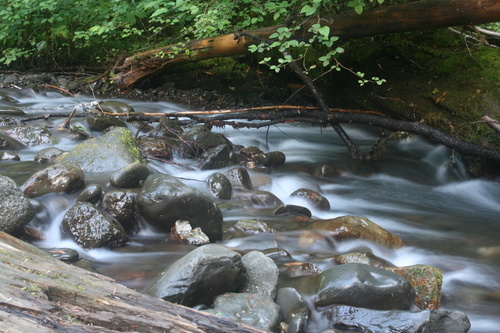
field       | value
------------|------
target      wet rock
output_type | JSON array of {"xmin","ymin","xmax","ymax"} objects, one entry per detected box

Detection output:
[
  {"xmin": 61, "ymin": 202, "xmax": 129, "ymax": 249},
  {"xmin": 21, "ymin": 163, "xmax": 85, "ymax": 198},
  {"xmin": 86, "ymin": 116, "xmax": 126, "ymax": 131},
  {"xmin": 137, "ymin": 174, "xmax": 223, "ymax": 241},
  {"xmin": 232, "ymin": 190, "xmax": 282, "ymax": 207},
  {"xmin": 199, "ymin": 144, "xmax": 234, "ymax": 170},
  {"xmin": 310, "ymin": 215, "xmax": 405, "ymax": 249},
  {"xmin": 144, "ymin": 244, "xmax": 245, "ymax": 307},
  {"xmin": 239, "ymin": 251, "xmax": 279, "ymax": 298},
  {"xmin": 44, "ymin": 248, "xmax": 80, "ymax": 263},
  {"xmin": 276, "ymin": 287, "xmax": 310, "ymax": 333},
  {"xmin": 314, "ymin": 263, "xmax": 415, "ymax": 310},
  {"xmin": 385, "ymin": 265, "xmax": 443, "ymax": 310},
  {"xmin": 205, "ymin": 293, "xmax": 280, "ymax": 331},
  {"xmin": 261, "ymin": 248, "xmax": 292, "ymax": 260},
  {"xmin": 0, "ymin": 106, "xmax": 24, "ymax": 116},
  {"xmin": 0, "ymin": 176, "xmax": 35, "ymax": 234},
  {"xmin": 0, "ymin": 124, "xmax": 57, "ymax": 146},
  {"xmin": 137, "ymin": 137, "xmax": 173, "ymax": 159},
  {"xmin": 322, "ymin": 305, "xmax": 470, "ymax": 333},
  {"xmin": 255, "ymin": 151, "xmax": 286, "ymax": 167},
  {"xmin": 239, "ymin": 146, "xmax": 264, "ymax": 159},
  {"xmin": 109, "ymin": 161, "xmax": 150, "ymax": 188},
  {"xmin": 334, "ymin": 252, "xmax": 392, "ymax": 268},
  {"xmin": 182, "ymin": 126, "xmax": 232, "ymax": 157},
  {"xmin": 224, "ymin": 166, "xmax": 253, "ymax": 190},
  {"xmin": 102, "ymin": 190, "xmax": 140, "ymax": 235},
  {"xmin": 229, "ymin": 219, "xmax": 276, "ymax": 235},
  {"xmin": 57, "ymin": 127, "xmax": 145, "ymax": 172},
  {"xmin": 170, "ymin": 220, "xmax": 210, "ymax": 246},
  {"xmin": 290, "ymin": 188, "xmax": 331, "ymax": 210},
  {"xmin": 274, "ymin": 204, "xmax": 312, "ymax": 218},
  {"xmin": 206, "ymin": 172, "xmax": 232, "ymax": 199},
  {"xmin": 77, "ymin": 184, "xmax": 103, "ymax": 204},
  {"xmin": 313, "ymin": 164, "xmax": 344, "ymax": 178},
  {"xmin": 0, "ymin": 133, "xmax": 22, "ymax": 152},
  {"xmin": 97, "ymin": 100, "xmax": 135, "ymax": 114},
  {"xmin": 34, "ymin": 147, "xmax": 64, "ymax": 163},
  {"xmin": 281, "ymin": 262, "xmax": 322, "ymax": 278},
  {"xmin": 0, "ymin": 151, "xmax": 20, "ymax": 161}
]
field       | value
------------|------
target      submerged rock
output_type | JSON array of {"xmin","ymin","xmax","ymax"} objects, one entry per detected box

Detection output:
[
  {"xmin": 229, "ymin": 219, "xmax": 276, "ymax": 235},
  {"xmin": 144, "ymin": 244, "xmax": 245, "ymax": 307},
  {"xmin": 137, "ymin": 174, "xmax": 223, "ymax": 241},
  {"xmin": 322, "ymin": 305, "xmax": 470, "ymax": 333},
  {"xmin": 21, "ymin": 163, "xmax": 85, "ymax": 198},
  {"xmin": 61, "ymin": 202, "xmax": 129, "ymax": 249},
  {"xmin": 314, "ymin": 263, "xmax": 415, "ymax": 310},
  {"xmin": 205, "ymin": 293, "xmax": 280, "ymax": 331},
  {"xmin": 0, "ymin": 175, "xmax": 35, "ymax": 234}
]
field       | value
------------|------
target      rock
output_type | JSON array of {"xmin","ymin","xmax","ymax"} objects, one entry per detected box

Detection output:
[
  {"xmin": 170, "ymin": 220, "xmax": 210, "ymax": 246},
  {"xmin": 77, "ymin": 184, "xmax": 103, "ymax": 204},
  {"xmin": 290, "ymin": 188, "xmax": 331, "ymax": 210},
  {"xmin": 97, "ymin": 100, "xmax": 135, "ymax": 114},
  {"xmin": 322, "ymin": 305, "xmax": 471, "ymax": 333},
  {"xmin": 206, "ymin": 172, "xmax": 232, "ymax": 199},
  {"xmin": 281, "ymin": 262, "xmax": 322, "ymax": 278},
  {"xmin": 274, "ymin": 204, "xmax": 312, "ymax": 217},
  {"xmin": 34, "ymin": 147, "xmax": 64, "ymax": 163},
  {"xmin": 137, "ymin": 174, "xmax": 223, "ymax": 241},
  {"xmin": 314, "ymin": 263, "xmax": 415, "ymax": 310},
  {"xmin": 224, "ymin": 167, "xmax": 253, "ymax": 190},
  {"xmin": 102, "ymin": 190, "xmax": 140, "ymax": 235},
  {"xmin": 205, "ymin": 293, "xmax": 280, "ymax": 331},
  {"xmin": 109, "ymin": 162, "xmax": 150, "ymax": 188},
  {"xmin": 57, "ymin": 127, "xmax": 145, "ymax": 172},
  {"xmin": 239, "ymin": 251, "xmax": 279, "ymax": 299},
  {"xmin": 239, "ymin": 146, "xmax": 264, "ymax": 159},
  {"xmin": 0, "ymin": 124, "xmax": 57, "ymax": 146},
  {"xmin": 310, "ymin": 215, "xmax": 405, "ymax": 249},
  {"xmin": 255, "ymin": 151, "xmax": 286, "ymax": 167},
  {"xmin": 385, "ymin": 265, "xmax": 443, "ymax": 310},
  {"xmin": 276, "ymin": 287, "xmax": 310, "ymax": 333},
  {"xmin": 21, "ymin": 163, "xmax": 85, "ymax": 198},
  {"xmin": 229, "ymin": 219, "xmax": 276, "ymax": 235},
  {"xmin": 334, "ymin": 252, "xmax": 392, "ymax": 268},
  {"xmin": 144, "ymin": 244, "xmax": 245, "ymax": 307},
  {"xmin": 232, "ymin": 190, "xmax": 282, "ymax": 207},
  {"xmin": 0, "ymin": 132, "xmax": 26, "ymax": 150},
  {"xmin": 0, "ymin": 151, "xmax": 20, "ymax": 161},
  {"xmin": 137, "ymin": 137, "xmax": 173, "ymax": 159},
  {"xmin": 0, "ymin": 176, "xmax": 35, "ymax": 234},
  {"xmin": 313, "ymin": 164, "xmax": 344, "ymax": 178},
  {"xmin": 199, "ymin": 144, "xmax": 234, "ymax": 170},
  {"xmin": 60, "ymin": 202, "xmax": 129, "ymax": 249},
  {"xmin": 86, "ymin": 116, "xmax": 126, "ymax": 131},
  {"xmin": 44, "ymin": 248, "xmax": 80, "ymax": 263}
]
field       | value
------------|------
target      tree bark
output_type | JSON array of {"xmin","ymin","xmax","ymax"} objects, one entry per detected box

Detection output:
[
  {"xmin": 0, "ymin": 232, "xmax": 265, "ymax": 333},
  {"xmin": 113, "ymin": 0, "xmax": 500, "ymax": 89}
]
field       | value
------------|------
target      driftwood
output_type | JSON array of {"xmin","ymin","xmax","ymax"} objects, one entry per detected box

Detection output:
[
  {"xmin": 112, "ymin": 0, "xmax": 500, "ymax": 88},
  {"xmin": 0, "ymin": 232, "xmax": 266, "ymax": 333}
]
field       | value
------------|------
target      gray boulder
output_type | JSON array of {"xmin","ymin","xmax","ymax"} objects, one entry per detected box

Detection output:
[
  {"xmin": 199, "ymin": 144, "xmax": 234, "ymax": 170},
  {"xmin": 109, "ymin": 161, "xmax": 150, "ymax": 188},
  {"xmin": 57, "ymin": 127, "xmax": 145, "ymax": 172},
  {"xmin": 137, "ymin": 174, "xmax": 223, "ymax": 241},
  {"xmin": 240, "ymin": 251, "xmax": 279, "ymax": 299},
  {"xmin": 61, "ymin": 202, "xmax": 129, "ymax": 249},
  {"xmin": 0, "ymin": 176, "xmax": 35, "ymax": 233},
  {"xmin": 323, "ymin": 305, "xmax": 471, "ymax": 333},
  {"xmin": 34, "ymin": 147, "xmax": 64, "ymax": 163},
  {"xmin": 205, "ymin": 293, "xmax": 280, "ymax": 331},
  {"xmin": 314, "ymin": 263, "xmax": 415, "ymax": 310},
  {"xmin": 77, "ymin": 184, "xmax": 103, "ymax": 204},
  {"xmin": 21, "ymin": 163, "xmax": 85, "ymax": 198},
  {"xmin": 144, "ymin": 244, "xmax": 245, "ymax": 307},
  {"xmin": 206, "ymin": 172, "xmax": 232, "ymax": 199}
]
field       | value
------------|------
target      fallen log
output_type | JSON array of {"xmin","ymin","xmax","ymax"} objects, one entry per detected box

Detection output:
[
  {"xmin": 0, "ymin": 232, "xmax": 266, "ymax": 333},
  {"xmin": 113, "ymin": 0, "xmax": 500, "ymax": 88}
]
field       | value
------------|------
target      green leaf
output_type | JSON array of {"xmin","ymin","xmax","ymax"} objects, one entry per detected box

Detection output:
[
  {"xmin": 354, "ymin": 4, "xmax": 363, "ymax": 14},
  {"xmin": 318, "ymin": 26, "xmax": 330, "ymax": 38}
]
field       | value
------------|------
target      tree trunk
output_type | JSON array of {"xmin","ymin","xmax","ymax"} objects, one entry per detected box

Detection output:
[
  {"xmin": 0, "ymin": 232, "xmax": 265, "ymax": 333},
  {"xmin": 113, "ymin": 0, "xmax": 500, "ymax": 89}
]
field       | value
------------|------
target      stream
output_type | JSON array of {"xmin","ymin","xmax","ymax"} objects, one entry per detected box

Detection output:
[{"xmin": 1, "ymin": 88, "xmax": 499, "ymax": 332}]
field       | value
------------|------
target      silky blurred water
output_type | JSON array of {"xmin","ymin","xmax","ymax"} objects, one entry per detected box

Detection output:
[{"xmin": 1, "ymin": 89, "xmax": 499, "ymax": 332}]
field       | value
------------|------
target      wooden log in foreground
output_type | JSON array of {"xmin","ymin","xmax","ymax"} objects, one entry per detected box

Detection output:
[
  {"xmin": 113, "ymin": 0, "xmax": 500, "ymax": 88},
  {"xmin": 0, "ymin": 232, "xmax": 265, "ymax": 333}
]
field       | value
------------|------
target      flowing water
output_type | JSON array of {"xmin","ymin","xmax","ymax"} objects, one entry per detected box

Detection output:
[{"xmin": 1, "ymin": 89, "xmax": 500, "ymax": 332}]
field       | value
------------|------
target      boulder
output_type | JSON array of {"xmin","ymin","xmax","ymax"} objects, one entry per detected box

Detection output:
[
  {"xmin": 137, "ymin": 174, "xmax": 223, "ymax": 241},
  {"xmin": 97, "ymin": 100, "xmax": 135, "ymax": 114},
  {"xmin": 61, "ymin": 202, "xmax": 129, "ymax": 249},
  {"xmin": 34, "ymin": 147, "xmax": 64, "ymax": 163},
  {"xmin": 224, "ymin": 167, "xmax": 253, "ymax": 190},
  {"xmin": 102, "ymin": 190, "xmax": 140, "ymax": 235},
  {"xmin": 170, "ymin": 220, "xmax": 210, "ymax": 246},
  {"xmin": 0, "ymin": 124, "xmax": 57, "ymax": 146},
  {"xmin": 290, "ymin": 188, "xmax": 330, "ymax": 210},
  {"xmin": 314, "ymin": 263, "xmax": 415, "ymax": 310},
  {"xmin": 229, "ymin": 219, "xmax": 276, "ymax": 235},
  {"xmin": 255, "ymin": 151, "xmax": 286, "ymax": 167},
  {"xmin": 206, "ymin": 172, "xmax": 232, "ymax": 199},
  {"xmin": 0, "ymin": 151, "xmax": 20, "ymax": 161},
  {"xmin": 199, "ymin": 144, "xmax": 234, "ymax": 170},
  {"xmin": 144, "ymin": 244, "xmax": 245, "ymax": 307},
  {"xmin": 0, "ymin": 176, "xmax": 35, "ymax": 234},
  {"xmin": 239, "ymin": 251, "xmax": 279, "ymax": 299},
  {"xmin": 21, "ymin": 163, "xmax": 85, "ymax": 198},
  {"xmin": 86, "ymin": 116, "xmax": 126, "ymax": 131},
  {"xmin": 57, "ymin": 127, "xmax": 145, "ymax": 172},
  {"xmin": 310, "ymin": 215, "xmax": 405, "ymax": 249},
  {"xmin": 232, "ymin": 190, "xmax": 282, "ymax": 207},
  {"xmin": 275, "ymin": 287, "xmax": 310, "ymax": 333},
  {"xmin": 205, "ymin": 293, "xmax": 280, "ymax": 331},
  {"xmin": 137, "ymin": 137, "xmax": 173, "ymax": 159},
  {"xmin": 109, "ymin": 161, "xmax": 150, "ymax": 188},
  {"xmin": 77, "ymin": 184, "xmax": 103, "ymax": 204},
  {"xmin": 0, "ymin": 132, "xmax": 26, "ymax": 150},
  {"xmin": 322, "ymin": 305, "xmax": 470, "ymax": 333}
]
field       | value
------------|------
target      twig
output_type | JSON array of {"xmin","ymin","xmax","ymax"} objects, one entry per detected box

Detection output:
[{"xmin": 40, "ymin": 84, "xmax": 74, "ymax": 96}]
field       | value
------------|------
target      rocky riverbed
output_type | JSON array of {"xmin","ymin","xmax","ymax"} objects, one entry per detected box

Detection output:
[{"xmin": 0, "ymin": 72, "xmax": 494, "ymax": 332}]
